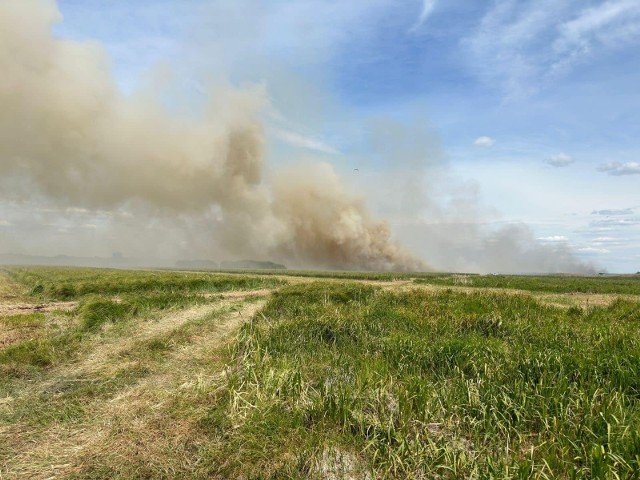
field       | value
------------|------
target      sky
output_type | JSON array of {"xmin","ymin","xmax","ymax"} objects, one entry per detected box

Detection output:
[{"xmin": 2, "ymin": 0, "xmax": 640, "ymax": 272}]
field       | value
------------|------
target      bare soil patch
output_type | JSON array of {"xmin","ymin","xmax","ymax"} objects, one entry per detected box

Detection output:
[{"xmin": 0, "ymin": 301, "xmax": 78, "ymax": 316}]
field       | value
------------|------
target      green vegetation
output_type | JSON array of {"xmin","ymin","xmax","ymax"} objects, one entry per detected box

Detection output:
[
  {"xmin": 1, "ymin": 267, "xmax": 640, "ymax": 478},
  {"xmin": 190, "ymin": 268, "xmax": 444, "ymax": 281},
  {"xmin": 217, "ymin": 283, "xmax": 640, "ymax": 478},
  {"xmin": 4, "ymin": 266, "xmax": 284, "ymax": 300},
  {"xmin": 415, "ymin": 273, "xmax": 640, "ymax": 295},
  {"xmin": 0, "ymin": 268, "xmax": 283, "ymax": 374}
]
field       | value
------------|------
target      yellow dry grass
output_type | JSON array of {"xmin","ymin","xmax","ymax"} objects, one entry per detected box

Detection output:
[
  {"xmin": 0, "ymin": 272, "xmax": 28, "ymax": 303},
  {"xmin": 2, "ymin": 297, "xmax": 268, "ymax": 479},
  {"xmin": 394, "ymin": 281, "xmax": 636, "ymax": 309}
]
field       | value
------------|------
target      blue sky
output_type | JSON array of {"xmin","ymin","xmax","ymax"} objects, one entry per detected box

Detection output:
[{"xmin": 48, "ymin": 0, "xmax": 640, "ymax": 271}]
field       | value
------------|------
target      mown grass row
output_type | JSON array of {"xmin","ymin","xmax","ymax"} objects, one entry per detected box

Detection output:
[
  {"xmin": 212, "ymin": 282, "xmax": 640, "ymax": 478},
  {"xmin": 0, "ymin": 294, "xmax": 209, "ymax": 377},
  {"xmin": 3, "ymin": 267, "xmax": 284, "ymax": 300},
  {"xmin": 0, "ymin": 268, "xmax": 284, "ymax": 376},
  {"xmin": 1, "ymin": 268, "xmax": 279, "ymax": 476},
  {"xmin": 174, "ymin": 266, "xmax": 640, "ymax": 295},
  {"xmin": 0, "ymin": 301, "xmax": 240, "ymax": 432},
  {"xmin": 415, "ymin": 274, "xmax": 640, "ymax": 295},
  {"xmin": 210, "ymin": 269, "xmax": 439, "ymax": 281}
]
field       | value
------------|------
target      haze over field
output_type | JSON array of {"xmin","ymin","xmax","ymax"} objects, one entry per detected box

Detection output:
[
  {"xmin": 0, "ymin": 0, "xmax": 422, "ymax": 271},
  {"xmin": 1, "ymin": 0, "xmax": 638, "ymax": 272}
]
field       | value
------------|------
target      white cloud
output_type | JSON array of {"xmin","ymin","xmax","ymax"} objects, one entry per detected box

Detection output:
[
  {"xmin": 597, "ymin": 161, "xmax": 640, "ymax": 175},
  {"xmin": 464, "ymin": 0, "xmax": 640, "ymax": 97},
  {"xmin": 545, "ymin": 153, "xmax": 575, "ymax": 167},
  {"xmin": 577, "ymin": 246, "xmax": 610, "ymax": 254},
  {"xmin": 591, "ymin": 236, "xmax": 629, "ymax": 247},
  {"xmin": 473, "ymin": 136, "xmax": 495, "ymax": 148},
  {"xmin": 411, "ymin": 0, "xmax": 437, "ymax": 31},
  {"xmin": 0, "ymin": 220, "xmax": 11, "ymax": 227},
  {"xmin": 537, "ymin": 235, "xmax": 569, "ymax": 242},
  {"xmin": 591, "ymin": 208, "xmax": 634, "ymax": 215},
  {"xmin": 590, "ymin": 217, "xmax": 640, "ymax": 227},
  {"xmin": 556, "ymin": 0, "xmax": 640, "ymax": 53}
]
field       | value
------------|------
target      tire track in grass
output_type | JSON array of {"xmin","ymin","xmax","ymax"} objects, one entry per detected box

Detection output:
[
  {"xmin": 60, "ymin": 289, "xmax": 272, "ymax": 378},
  {"xmin": 1, "ymin": 294, "xmax": 272, "ymax": 479}
]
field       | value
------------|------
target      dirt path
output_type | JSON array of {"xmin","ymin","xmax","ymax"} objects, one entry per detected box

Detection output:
[{"xmin": 0, "ymin": 301, "xmax": 78, "ymax": 316}]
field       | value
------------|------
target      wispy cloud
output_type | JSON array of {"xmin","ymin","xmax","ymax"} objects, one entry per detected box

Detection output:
[
  {"xmin": 590, "ymin": 217, "xmax": 640, "ymax": 227},
  {"xmin": 473, "ymin": 136, "xmax": 495, "ymax": 148},
  {"xmin": 410, "ymin": 0, "xmax": 437, "ymax": 31},
  {"xmin": 577, "ymin": 246, "xmax": 610, "ymax": 254},
  {"xmin": 597, "ymin": 161, "xmax": 640, "ymax": 175},
  {"xmin": 538, "ymin": 235, "xmax": 569, "ymax": 242},
  {"xmin": 591, "ymin": 208, "xmax": 635, "ymax": 215},
  {"xmin": 464, "ymin": 0, "xmax": 640, "ymax": 97},
  {"xmin": 271, "ymin": 127, "xmax": 340, "ymax": 155},
  {"xmin": 545, "ymin": 153, "xmax": 575, "ymax": 167},
  {"xmin": 590, "ymin": 236, "xmax": 629, "ymax": 247},
  {"xmin": 556, "ymin": 0, "xmax": 640, "ymax": 53}
]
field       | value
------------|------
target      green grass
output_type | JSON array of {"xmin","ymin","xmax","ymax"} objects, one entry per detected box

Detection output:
[
  {"xmin": 3, "ymin": 266, "xmax": 285, "ymax": 300},
  {"xmin": 414, "ymin": 273, "xmax": 640, "ymax": 295},
  {"xmin": 0, "ymin": 294, "xmax": 208, "ymax": 376},
  {"xmin": 3, "ymin": 267, "xmax": 640, "ymax": 478},
  {"xmin": 178, "ymin": 267, "xmax": 449, "ymax": 281},
  {"xmin": 0, "ymin": 268, "xmax": 284, "ymax": 375},
  {"xmin": 1, "ymin": 267, "xmax": 273, "ymax": 478},
  {"xmin": 212, "ymin": 282, "xmax": 640, "ymax": 479},
  {"xmin": 0, "ymin": 328, "xmax": 83, "ymax": 371}
]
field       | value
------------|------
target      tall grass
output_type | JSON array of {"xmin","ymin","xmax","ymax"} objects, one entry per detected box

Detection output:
[
  {"xmin": 214, "ymin": 282, "xmax": 640, "ymax": 478},
  {"xmin": 0, "ymin": 267, "xmax": 284, "ymax": 376},
  {"xmin": 3, "ymin": 266, "xmax": 285, "ymax": 300},
  {"xmin": 3, "ymin": 267, "xmax": 640, "ymax": 478},
  {"xmin": 211, "ymin": 269, "xmax": 435, "ymax": 281},
  {"xmin": 415, "ymin": 273, "xmax": 640, "ymax": 295}
]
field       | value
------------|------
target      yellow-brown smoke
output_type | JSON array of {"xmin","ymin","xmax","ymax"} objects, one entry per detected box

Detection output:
[{"xmin": 0, "ymin": 0, "xmax": 425, "ymax": 271}]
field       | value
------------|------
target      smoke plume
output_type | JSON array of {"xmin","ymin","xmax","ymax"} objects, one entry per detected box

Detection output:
[
  {"xmin": 356, "ymin": 120, "xmax": 596, "ymax": 275},
  {"xmin": 0, "ymin": 0, "xmax": 424, "ymax": 271}
]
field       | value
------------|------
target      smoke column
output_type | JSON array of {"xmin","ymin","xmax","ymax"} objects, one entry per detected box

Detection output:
[{"xmin": 0, "ymin": 0, "xmax": 424, "ymax": 271}]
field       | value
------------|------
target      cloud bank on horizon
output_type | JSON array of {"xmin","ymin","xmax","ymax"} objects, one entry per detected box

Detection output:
[{"xmin": 1, "ymin": 0, "xmax": 638, "ymax": 273}]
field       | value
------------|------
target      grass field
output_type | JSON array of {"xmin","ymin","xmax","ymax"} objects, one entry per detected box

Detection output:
[{"xmin": 1, "ymin": 267, "xmax": 639, "ymax": 479}]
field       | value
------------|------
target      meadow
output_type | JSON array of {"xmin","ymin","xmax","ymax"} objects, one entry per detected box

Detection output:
[{"xmin": 1, "ymin": 266, "xmax": 639, "ymax": 479}]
